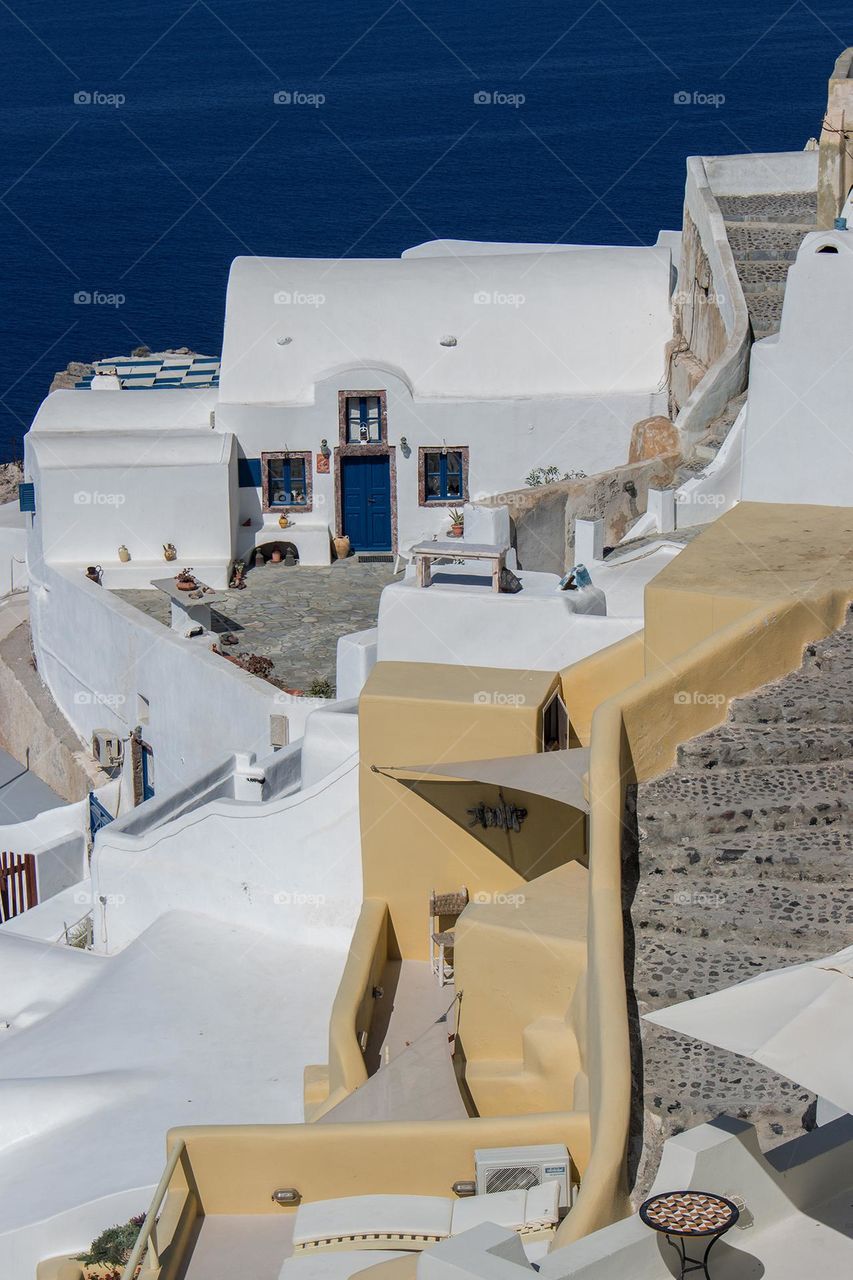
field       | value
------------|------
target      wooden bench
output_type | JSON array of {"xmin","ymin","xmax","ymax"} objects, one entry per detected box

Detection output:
[{"xmin": 410, "ymin": 541, "xmax": 506, "ymax": 592}]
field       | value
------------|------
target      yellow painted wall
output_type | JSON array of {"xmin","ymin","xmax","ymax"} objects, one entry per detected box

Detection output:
[
  {"xmin": 644, "ymin": 502, "xmax": 853, "ymax": 672},
  {"xmin": 359, "ymin": 662, "xmax": 570, "ymax": 960},
  {"xmin": 455, "ymin": 862, "xmax": 589, "ymax": 1116}
]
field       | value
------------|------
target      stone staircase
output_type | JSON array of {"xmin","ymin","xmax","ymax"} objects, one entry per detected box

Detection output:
[
  {"xmin": 716, "ymin": 191, "xmax": 818, "ymax": 341},
  {"xmin": 626, "ymin": 607, "xmax": 853, "ymax": 1197}
]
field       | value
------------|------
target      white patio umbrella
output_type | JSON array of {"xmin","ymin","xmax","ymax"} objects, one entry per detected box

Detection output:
[{"xmin": 645, "ymin": 943, "xmax": 853, "ymax": 1116}]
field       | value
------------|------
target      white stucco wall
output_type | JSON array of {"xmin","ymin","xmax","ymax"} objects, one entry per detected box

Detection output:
[
  {"xmin": 219, "ymin": 368, "xmax": 666, "ymax": 557},
  {"xmin": 741, "ymin": 229, "xmax": 853, "ymax": 506},
  {"xmin": 91, "ymin": 752, "xmax": 361, "ymax": 952},
  {"xmin": 0, "ymin": 503, "xmax": 28, "ymax": 598},
  {"xmin": 26, "ymin": 564, "xmax": 322, "ymax": 789},
  {"xmin": 26, "ymin": 427, "xmax": 237, "ymax": 583}
]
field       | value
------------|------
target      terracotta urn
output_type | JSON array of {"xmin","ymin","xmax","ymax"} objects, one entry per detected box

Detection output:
[
  {"xmin": 333, "ymin": 534, "xmax": 351, "ymax": 560},
  {"xmin": 271, "ymin": 548, "xmax": 283, "ymax": 564},
  {"xmin": 163, "ymin": 543, "xmax": 177, "ymax": 562},
  {"xmin": 118, "ymin": 545, "xmax": 130, "ymax": 563},
  {"xmin": 278, "ymin": 514, "xmax": 291, "ymax": 529}
]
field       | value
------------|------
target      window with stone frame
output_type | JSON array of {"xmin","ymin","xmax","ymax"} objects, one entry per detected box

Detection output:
[
  {"xmin": 261, "ymin": 451, "xmax": 313, "ymax": 511},
  {"xmin": 419, "ymin": 446, "xmax": 469, "ymax": 506}
]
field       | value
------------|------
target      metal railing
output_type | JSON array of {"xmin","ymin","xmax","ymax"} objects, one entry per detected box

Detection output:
[{"xmin": 121, "ymin": 1139, "xmax": 186, "ymax": 1280}]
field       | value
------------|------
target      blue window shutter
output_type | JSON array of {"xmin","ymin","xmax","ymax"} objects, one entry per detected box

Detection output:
[
  {"xmin": 238, "ymin": 457, "xmax": 262, "ymax": 487},
  {"xmin": 18, "ymin": 483, "xmax": 35, "ymax": 513}
]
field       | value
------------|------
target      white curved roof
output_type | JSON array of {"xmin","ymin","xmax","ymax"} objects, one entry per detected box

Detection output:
[
  {"xmin": 31, "ymin": 387, "xmax": 217, "ymax": 433},
  {"xmin": 219, "ymin": 248, "xmax": 672, "ymax": 405},
  {"xmin": 27, "ymin": 429, "xmax": 232, "ymax": 469}
]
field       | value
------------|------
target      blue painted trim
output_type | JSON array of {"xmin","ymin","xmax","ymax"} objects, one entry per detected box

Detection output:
[
  {"xmin": 238, "ymin": 457, "xmax": 262, "ymax": 487},
  {"xmin": 18, "ymin": 482, "xmax": 35, "ymax": 513}
]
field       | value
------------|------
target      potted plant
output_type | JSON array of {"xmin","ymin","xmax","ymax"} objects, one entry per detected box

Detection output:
[
  {"xmin": 163, "ymin": 543, "xmax": 177, "ymax": 562},
  {"xmin": 448, "ymin": 509, "xmax": 464, "ymax": 537},
  {"xmin": 175, "ymin": 567, "xmax": 196, "ymax": 591},
  {"xmin": 76, "ymin": 1212, "xmax": 146, "ymax": 1279}
]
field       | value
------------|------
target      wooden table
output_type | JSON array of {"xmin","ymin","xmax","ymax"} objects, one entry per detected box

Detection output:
[{"xmin": 410, "ymin": 541, "xmax": 506, "ymax": 592}]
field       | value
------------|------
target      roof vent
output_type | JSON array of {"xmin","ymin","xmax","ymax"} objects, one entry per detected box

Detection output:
[{"xmin": 440, "ymin": 335, "xmax": 458, "ymax": 347}]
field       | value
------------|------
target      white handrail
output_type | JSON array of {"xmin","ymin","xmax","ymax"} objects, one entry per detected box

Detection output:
[{"xmin": 121, "ymin": 1138, "xmax": 186, "ymax": 1280}]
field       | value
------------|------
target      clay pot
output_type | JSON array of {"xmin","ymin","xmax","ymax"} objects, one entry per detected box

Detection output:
[
  {"xmin": 270, "ymin": 549, "xmax": 283, "ymax": 564},
  {"xmin": 163, "ymin": 543, "xmax": 177, "ymax": 562},
  {"xmin": 118, "ymin": 545, "xmax": 130, "ymax": 563},
  {"xmin": 333, "ymin": 535, "xmax": 351, "ymax": 560},
  {"xmin": 176, "ymin": 579, "xmax": 195, "ymax": 591},
  {"xmin": 450, "ymin": 524, "xmax": 463, "ymax": 538},
  {"xmin": 278, "ymin": 514, "xmax": 291, "ymax": 529}
]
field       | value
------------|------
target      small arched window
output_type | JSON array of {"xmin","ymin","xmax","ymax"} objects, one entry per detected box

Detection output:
[{"xmin": 816, "ymin": 245, "xmax": 839, "ymax": 254}]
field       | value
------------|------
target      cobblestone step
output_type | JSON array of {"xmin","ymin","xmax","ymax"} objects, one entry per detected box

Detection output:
[
  {"xmin": 736, "ymin": 258, "xmax": 794, "ymax": 288},
  {"xmin": 636, "ymin": 825, "xmax": 852, "ymax": 886},
  {"xmin": 677, "ymin": 722, "xmax": 853, "ymax": 769},
  {"xmin": 716, "ymin": 192, "xmax": 817, "ymax": 224},
  {"xmin": 634, "ymin": 880, "xmax": 853, "ymax": 952},
  {"xmin": 726, "ymin": 221, "xmax": 814, "ymax": 261},
  {"xmin": 639, "ymin": 759, "xmax": 853, "ymax": 843},
  {"xmin": 729, "ymin": 667, "xmax": 853, "ymax": 724}
]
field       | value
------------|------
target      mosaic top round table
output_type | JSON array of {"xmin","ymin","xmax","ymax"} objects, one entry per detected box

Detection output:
[{"xmin": 639, "ymin": 1190, "xmax": 740, "ymax": 1279}]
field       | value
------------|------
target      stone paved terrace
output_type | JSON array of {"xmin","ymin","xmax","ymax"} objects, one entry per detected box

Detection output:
[
  {"xmin": 114, "ymin": 559, "xmax": 397, "ymax": 694},
  {"xmin": 627, "ymin": 606, "xmax": 853, "ymax": 1199}
]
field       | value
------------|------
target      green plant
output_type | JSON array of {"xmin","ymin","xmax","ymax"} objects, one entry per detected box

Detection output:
[
  {"xmin": 76, "ymin": 1213, "xmax": 146, "ymax": 1267},
  {"xmin": 525, "ymin": 466, "xmax": 587, "ymax": 487},
  {"xmin": 448, "ymin": 508, "xmax": 464, "ymax": 525},
  {"xmin": 307, "ymin": 677, "xmax": 334, "ymax": 698}
]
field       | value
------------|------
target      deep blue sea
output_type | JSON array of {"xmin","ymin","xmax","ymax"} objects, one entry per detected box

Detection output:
[{"xmin": 0, "ymin": 0, "xmax": 849, "ymax": 460}]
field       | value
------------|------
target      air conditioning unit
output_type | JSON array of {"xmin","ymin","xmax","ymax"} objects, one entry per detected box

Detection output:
[
  {"xmin": 474, "ymin": 1144, "xmax": 573, "ymax": 1210},
  {"xmin": 92, "ymin": 730, "xmax": 123, "ymax": 769}
]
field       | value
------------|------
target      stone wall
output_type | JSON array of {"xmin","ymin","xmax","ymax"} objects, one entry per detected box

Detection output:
[
  {"xmin": 817, "ymin": 48, "xmax": 853, "ymax": 228},
  {"xmin": 0, "ymin": 461, "xmax": 23, "ymax": 504},
  {"xmin": 488, "ymin": 454, "xmax": 682, "ymax": 576},
  {"xmin": 669, "ymin": 210, "xmax": 729, "ymax": 417}
]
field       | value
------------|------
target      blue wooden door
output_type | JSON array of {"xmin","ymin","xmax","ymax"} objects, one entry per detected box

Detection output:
[
  {"xmin": 341, "ymin": 455, "xmax": 392, "ymax": 550},
  {"xmin": 141, "ymin": 747, "xmax": 155, "ymax": 801}
]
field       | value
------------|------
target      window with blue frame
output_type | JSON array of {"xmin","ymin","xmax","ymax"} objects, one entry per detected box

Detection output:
[
  {"xmin": 421, "ymin": 447, "xmax": 468, "ymax": 505},
  {"xmin": 344, "ymin": 394, "xmax": 384, "ymax": 443},
  {"xmin": 262, "ymin": 451, "xmax": 312, "ymax": 510}
]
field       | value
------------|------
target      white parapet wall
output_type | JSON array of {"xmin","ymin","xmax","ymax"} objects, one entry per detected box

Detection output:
[{"xmin": 741, "ymin": 228, "xmax": 853, "ymax": 506}]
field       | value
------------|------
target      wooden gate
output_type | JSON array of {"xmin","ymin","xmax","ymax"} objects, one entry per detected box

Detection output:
[{"xmin": 0, "ymin": 851, "xmax": 38, "ymax": 922}]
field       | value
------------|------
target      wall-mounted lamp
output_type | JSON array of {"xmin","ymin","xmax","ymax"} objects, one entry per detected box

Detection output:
[
  {"xmin": 277, "ymin": 336, "xmax": 292, "ymax": 346},
  {"xmin": 320, "ymin": 438, "xmax": 331, "ymax": 458},
  {"xmin": 399, "ymin": 435, "xmax": 411, "ymax": 458}
]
